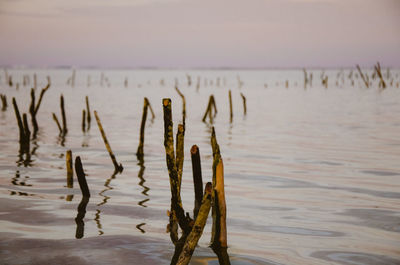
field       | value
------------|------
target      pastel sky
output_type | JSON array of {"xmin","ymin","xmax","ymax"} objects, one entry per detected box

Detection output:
[{"xmin": 0, "ymin": 0, "xmax": 399, "ymax": 68}]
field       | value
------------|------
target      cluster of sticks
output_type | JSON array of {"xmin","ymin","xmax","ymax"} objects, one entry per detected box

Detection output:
[
  {"xmin": 65, "ymin": 150, "xmax": 91, "ymax": 238},
  {"xmin": 12, "ymin": 83, "xmax": 50, "ymax": 158},
  {"xmin": 202, "ymin": 90, "xmax": 247, "ymax": 124},
  {"xmin": 356, "ymin": 63, "xmax": 388, "ymax": 90},
  {"xmin": 163, "ymin": 98, "xmax": 230, "ymax": 265}
]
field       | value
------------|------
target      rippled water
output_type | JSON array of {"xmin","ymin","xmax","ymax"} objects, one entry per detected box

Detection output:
[{"xmin": 1, "ymin": 68, "xmax": 400, "ymax": 265}]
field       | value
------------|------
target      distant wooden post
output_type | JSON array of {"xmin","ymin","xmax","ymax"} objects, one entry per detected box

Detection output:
[
  {"xmin": 66, "ymin": 150, "xmax": 73, "ymax": 188},
  {"xmin": 228, "ymin": 90, "xmax": 233, "ymax": 123},
  {"xmin": 240, "ymin": 93, "xmax": 247, "ymax": 115}
]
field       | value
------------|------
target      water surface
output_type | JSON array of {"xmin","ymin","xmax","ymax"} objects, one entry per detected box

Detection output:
[{"xmin": 1, "ymin": 69, "xmax": 400, "ymax": 264}]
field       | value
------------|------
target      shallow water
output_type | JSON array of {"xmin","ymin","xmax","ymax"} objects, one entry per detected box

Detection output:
[{"xmin": 1, "ymin": 68, "xmax": 400, "ymax": 264}]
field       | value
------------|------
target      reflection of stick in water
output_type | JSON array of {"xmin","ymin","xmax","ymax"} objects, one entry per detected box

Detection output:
[
  {"xmin": 137, "ymin": 158, "xmax": 150, "ymax": 208},
  {"xmin": 136, "ymin": 223, "xmax": 146, "ymax": 233},
  {"xmin": 75, "ymin": 195, "xmax": 89, "ymax": 239},
  {"xmin": 74, "ymin": 156, "xmax": 90, "ymax": 239}
]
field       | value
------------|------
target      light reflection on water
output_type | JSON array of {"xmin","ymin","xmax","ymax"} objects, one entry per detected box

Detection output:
[{"xmin": 0, "ymin": 69, "xmax": 400, "ymax": 264}]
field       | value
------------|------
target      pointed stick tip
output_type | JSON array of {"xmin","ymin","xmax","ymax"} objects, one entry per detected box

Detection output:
[
  {"xmin": 163, "ymin": 98, "xmax": 170, "ymax": 106},
  {"xmin": 190, "ymin": 145, "xmax": 199, "ymax": 154}
]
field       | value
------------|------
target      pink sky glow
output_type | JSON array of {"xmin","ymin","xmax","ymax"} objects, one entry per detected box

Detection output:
[{"xmin": 0, "ymin": 0, "xmax": 399, "ymax": 68}]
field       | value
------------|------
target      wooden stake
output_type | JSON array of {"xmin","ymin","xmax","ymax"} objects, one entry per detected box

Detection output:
[
  {"xmin": 30, "ymin": 84, "xmax": 50, "ymax": 136},
  {"xmin": 191, "ymin": 145, "xmax": 203, "ymax": 219},
  {"xmin": 210, "ymin": 95, "xmax": 217, "ymax": 115},
  {"xmin": 147, "ymin": 100, "xmax": 155, "ymax": 120},
  {"xmin": 82, "ymin": 109, "xmax": 86, "ymax": 132},
  {"xmin": 356, "ymin": 65, "xmax": 369, "ymax": 88},
  {"xmin": 85, "ymin": 96, "xmax": 91, "ymax": 131},
  {"xmin": 1, "ymin": 94, "xmax": 7, "ymax": 111},
  {"xmin": 175, "ymin": 86, "xmax": 186, "ymax": 127},
  {"xmin": 94, "ymin": 110, "xmax": 123, "ymax": 172},
  {"xmin": 228, "ymin": 90, "xmax": 233, "ymax": 123},
  {"xmin": 12, "ymin": 98, "xmax": 26, "ymax": 145},
  {"xmin": 29, "ymin": 88, "xmax": 38, "ymax": 133},
  {"xmin": 136, "ymin": 97, "xmax": 149, "ymax": 159},
  {"xmin": 176, "ymin": 182, "xmax": 212, "ymax": 265},
  {"xmin": 375, "ymin": 62, "xmax": 386, "ymax": 89},
  {"xmin": 52, "ymin": 113, "xmax": 62, "ymax": 135},
  {"xmin": 66, "ymin": 150, "xmax": 73, "ymax": 188},
  {"xmin": 163, "ymin": 98, "xmax": 190, "ymax": 234},
  {"xmin": 210, "ymin": 127, "xmax": 228, "ymax": 249},
  {"xmin": 175, "ymin": 124, "xmax": 185, "ymax": 194},
  {"xmin": 240, "ymin": 93, "xmax": 247, "ymax": 115},
  {"xmin": 22, "ymin": 113, "xmax": 31, "ymax": 153},
  {"xmin": 75, "ymin": 156, "xmax": 90, "ymax": 197},
  {"xmin": 202, "ymin": 95, "xmax": 217, "ymax": 123},
  {"xmin": 34, "ymin": 84, "xmax": 50, "ymax": 114},
  {"xmin": 214, "ymin": 159, "xmax": 227, "ymax": 247},
  {"xmin": 60, "ymin": 94, "xmax": 68, "ymax": 134}
]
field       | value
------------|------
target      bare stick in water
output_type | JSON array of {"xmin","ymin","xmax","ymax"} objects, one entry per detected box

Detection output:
[
  {"xmin": 202, "ymin": 95, "xmax": 217, "ymax": 123},
  {"xmin": 12, "ymin": 98, "xmax": 26, "ymax": 145},
  {"xmin": 147, "ymin": 100, "xmax": 155, "ymax": 120},
  {"xmin": 375, "ymin": 62, "xmax": 387, "ymax": 90},
  {"xmin": 176, "ymin": 182, "xmax": 212, "ymax": 265},
  {"xmin": 240, "ymin": 93, "xmax": 247, "ymax": 115},
  {"xmin": 34, "ymin": 84, "xmax": 50, "ymax": 114},
  {"xmin": 210, "ymin": 127, "xmax": 230, "ymax": 265},
  {"xmin": 175, "ymin": 124, "xmax": 185, "ymax": 194},
  {"xmin": 191, "ymin": 145, "xmax": 203, "ymax": 219},
  {"xmin": 85, "ymin": 96, "xmax": 91, "ymax": 131},
  {"xmin": 1, "ymin": 94, "xmax": 7, "ymax": 111},
  {"xmin": 356, "ymin": 65, "xmax": 369, "ymax": 88},
  {"xmin": 82, "ymin": 110, "xmax": 86, "ymax": 132},
  {"xmin": 228, "ymin": 90, "xmax": 233, "ymax": 123},
  {"xmin": 75, "ymin": 156, "xmax": 90, "ymax": 197},
  {"xmin": 136, "ymin": 97, "xmax": 149, "ymax": 159},
  {"xmin": 60, "ymin": 94, "xmax": 68, "ymax": 135},
  {"xmin": 29, "ymin": 83, "xmax": 50, "ymax": 136},
  {"xmin": 66, "ymin": 150, "xmax": 73, "ymax": 188},
  {"xmin": 52, "ymin": 113, "xmax": 62, "ymax": 135},
  {"xmin": 94, "ymin": 110, "xmax": 123, "ymax": 172},
  {"xmin": 175, "ymin": 86, "xmax": 186, "ymax": 127},
  {"xmin": 22, "ymin": 113, "xmax": 31, "ymax": 153},
  {"xmin": 163, "ymin": 98, "xmax": 191, "ymax": 234}
]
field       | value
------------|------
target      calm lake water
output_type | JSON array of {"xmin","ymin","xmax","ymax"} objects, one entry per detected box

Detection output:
[{"xmin": 0, "ymin": 68, "xmax": 400, "ymax": 265}]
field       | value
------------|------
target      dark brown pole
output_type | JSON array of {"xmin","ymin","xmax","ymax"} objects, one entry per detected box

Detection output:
[
  {"xmin": 190, "ymin": 145, "xmax": 203, "ymax": 219},
  {"xmin": 75, "ymin": 156, "xmax": 90, "ymax": 197},
  {"xmin": 60, "ymin": 94, "xmax": 68, "ymax": 135}
]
